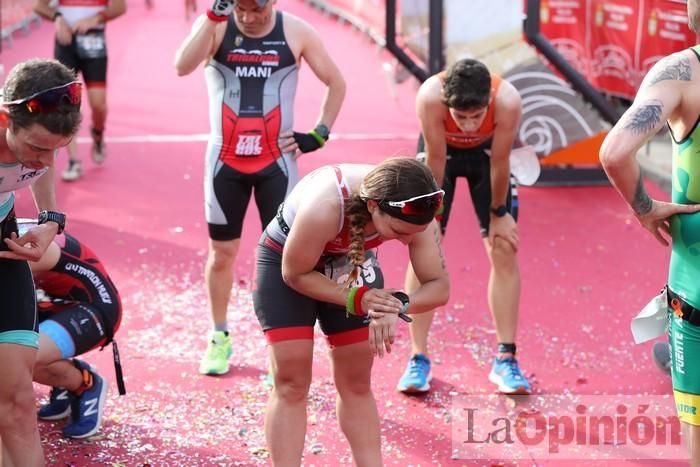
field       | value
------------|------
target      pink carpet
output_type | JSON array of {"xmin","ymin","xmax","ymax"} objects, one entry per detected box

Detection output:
[{"xmin": 2, "ymin": 1, "xmax": 683, "ymax": 465}]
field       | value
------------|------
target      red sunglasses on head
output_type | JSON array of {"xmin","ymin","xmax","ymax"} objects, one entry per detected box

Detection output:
[
  {"xmin": 3, "ymin": 81, "xmax": 82, "ymax": 113},
  {"xmin": 385, "ymin": 189, "xmax": 445, "ymax": 216}
]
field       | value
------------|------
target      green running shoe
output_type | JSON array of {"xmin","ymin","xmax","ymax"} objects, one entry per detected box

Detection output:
[{"xmin": 199, "ymin": 331, "xmax": 232, "ymax": 375}]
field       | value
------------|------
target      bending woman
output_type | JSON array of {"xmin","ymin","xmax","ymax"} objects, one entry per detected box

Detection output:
[{"xmin": 253, "ymin": 157, "xmax": 450, "ymax": 466}]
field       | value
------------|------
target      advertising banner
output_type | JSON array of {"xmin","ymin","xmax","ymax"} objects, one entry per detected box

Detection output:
[
  {"xmin": 540, "ymin": 0, "xmax": 698, "ymax": 98},
  {"xmin": 637, "ymin": 0, "xmax": 697, "ymax": 78},
  {"xmin": 588, "ymin": 0, "xmax": 640, "ymax": 97},
  {"xmin": 539, "ymin": 0, "xmax": 590, "ymax": 77}
]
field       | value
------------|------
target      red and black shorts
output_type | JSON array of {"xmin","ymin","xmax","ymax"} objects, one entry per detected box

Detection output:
[
  {"xmin": 252, "ymin": 233, "xmax": 383, "ymax": 347},
  {"xmin": 37, "ymin": 300, "xmax": 121, "ymax": 359},
  {"xmin": 55, "ymin": 29, "xmax": 108, "ymax": 86}
]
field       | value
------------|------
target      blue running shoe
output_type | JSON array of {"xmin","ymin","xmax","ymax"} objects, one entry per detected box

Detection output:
[
  {"xmin": 38, "ymin": 387, "xmax": 72, "ymax": 420},
  {"xmin": 489, "ymin": 357, "xmax": 531, "ymax": 395},
  {"xmin": 63, "ymin": 361, "xmax": 109, "ymax": 439},
  {"xmin": 396, "ymin": 354, "xmax": 432, "ymax": 393}
]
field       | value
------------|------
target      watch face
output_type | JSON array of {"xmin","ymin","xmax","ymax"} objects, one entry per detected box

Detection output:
[
  {"xmin": 315, "ymin": 124, "xmax": 330, "ymax": 139},
  {"xmin": 17, "ymin": 219, "xmax": 37, "ymax": 236},
  {"xmin": 492, "ymin": 205, "xmax": 508, "ymax": 217},
  {"xmin": 392, "ymin": 291, "xmax": 410, "ymax": 313}
]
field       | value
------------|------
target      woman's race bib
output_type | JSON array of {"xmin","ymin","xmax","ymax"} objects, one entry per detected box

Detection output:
[{"xmin": 324, "ymin": 250, "xmax": 383, "ymax": 288}]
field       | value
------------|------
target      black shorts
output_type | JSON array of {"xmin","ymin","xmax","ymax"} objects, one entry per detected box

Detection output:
[
  {"xmin": 55, "ymin": 32, "xmax": 107, "ymax": 85},
  {"xmin": 417, "ymin": 135, "xmax": 518, "ymax": 236},
  {"xmin": 0, "ymin": 210, "xmax": 38, "ymax": 348},
  {"xmin": 252, "ymin": 233, "xmax": 384, "ymax": 347},
  {"xmin": 207, "ymin": 162, "xmax": 291, "ymax": 241},
  {"xmin": 38, "ymin": 301, "xmax": 121, "ymax": 359}
]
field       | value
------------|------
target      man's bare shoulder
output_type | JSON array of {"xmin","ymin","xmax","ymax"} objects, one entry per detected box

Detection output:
[
  {"xmin": 280, "ymin": 10, "xmax": 323, "ymax": 57},
  {"xmin": 640, "ymin": 49, "xmax": 697, "ymax": 90},
  {"xmin": 417, "ymin": 75, "xmax": 444, "ymax": 111},
  {"xmin": 280, "ymin": 10, "xmax": 318, "ymax": 37},
  {"xmin": 494, "ymin": 79, "xmax": 522, "ymax": 123}
]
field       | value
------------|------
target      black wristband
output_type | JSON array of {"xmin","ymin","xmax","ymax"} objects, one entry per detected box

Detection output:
[
  {"xmin": 38, "ymin": 210, "xmax": 66, "ymax": 234},
  {"xmin": 491, "ymin": 204, "xmax": 508, "ymax": 217},
  {"xmin": 391, "ymin": 292, "xmax": 413, "ymax": 322},
  {"xmin": 292, "ymin": 131, "xmax": 323, "ymax": 153},
  {"xmin": 52, "ymin": 11, "xmax": 62, "ymax": 20},
  {"xmin": 498, "ymin": 342, "xmax": 517, "ymax": 355}
]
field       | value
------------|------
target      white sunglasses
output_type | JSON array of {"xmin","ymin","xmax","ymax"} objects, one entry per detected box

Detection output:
[{"xmin": 386, "ymin": 189, "xmax": 445, "ymax": 209}]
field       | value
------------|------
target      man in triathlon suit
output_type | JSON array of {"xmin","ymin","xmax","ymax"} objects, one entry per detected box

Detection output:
[
  {"xmin": 397, "ymin": 58, "xmax": 532, "ymax": 395},
  {"xmin": 175, "ymin": 0, "xmax": 346, "ymax": 375},
  {"xmin": 600, "ymin": 1, "xmax": 700, "ymax": 460},
  {"xmin": 0, "ymin": 58, "xmax": 78, "ymax": 466},
  {"xmin": 18, "ymin": 220, "xmax": 122, "ymax": 439},
  {"xmin": 34, "ymin": 0, "xmax": 127, "ymax": 181},
  {"xmin": 254, "ymin": 159, "xmax": 449, "ymax": 464}
]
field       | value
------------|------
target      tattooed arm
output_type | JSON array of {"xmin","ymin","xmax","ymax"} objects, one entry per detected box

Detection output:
[
  {"xmin": 405, "ymin": 220, "xmax": 450, "ymax": 313},
  {"xmin": 640, "ymin": 55, "xmax": 692, "ymax": 90},
  {"xmin": 600, "ymin": 53, "xmax": 700, "ymax": 244},
  {"xmin": 600, "ymin": 93, "xmax": 672, "ymax": 211}
]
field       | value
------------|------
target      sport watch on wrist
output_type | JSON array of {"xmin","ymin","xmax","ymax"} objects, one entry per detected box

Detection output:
[
  {"xmin": 490, "ymin": 205, "xmax": 508, "ymax": 217},
  {"xmin": 38, "ymin": 210, "xmax": 66, "ymax": 234},
  {"xmin": 313, "ymin": 123, "xmax": 330, "ymax": 141}
]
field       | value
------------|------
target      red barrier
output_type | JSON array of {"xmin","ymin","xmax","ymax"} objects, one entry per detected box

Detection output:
[{"xmin": 540, "ymin": 0, "xmax": 697, "ymax": 99}]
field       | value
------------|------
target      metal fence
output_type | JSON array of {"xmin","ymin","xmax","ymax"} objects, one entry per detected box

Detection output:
[{"xmin": 1, "ymin": 0, "xmax": 41, "ymax": 50}]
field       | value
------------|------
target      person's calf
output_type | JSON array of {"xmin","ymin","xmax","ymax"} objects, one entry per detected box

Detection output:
[
  {"xmin": 91, "ymin": 127, "xmax": 107, "ymax": 165},
  {"xmin": 33, "ymin": 359, "xmax": 83, "ymax": 390},
  {"xmin": 682, "ymin": 422, "xmax": 700, "ymax": 466}
]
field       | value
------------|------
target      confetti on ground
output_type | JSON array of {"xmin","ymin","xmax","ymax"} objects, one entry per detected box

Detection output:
[{"xmin": 7, "ymin": 1, "xmax": 681, "ymax": 465}]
